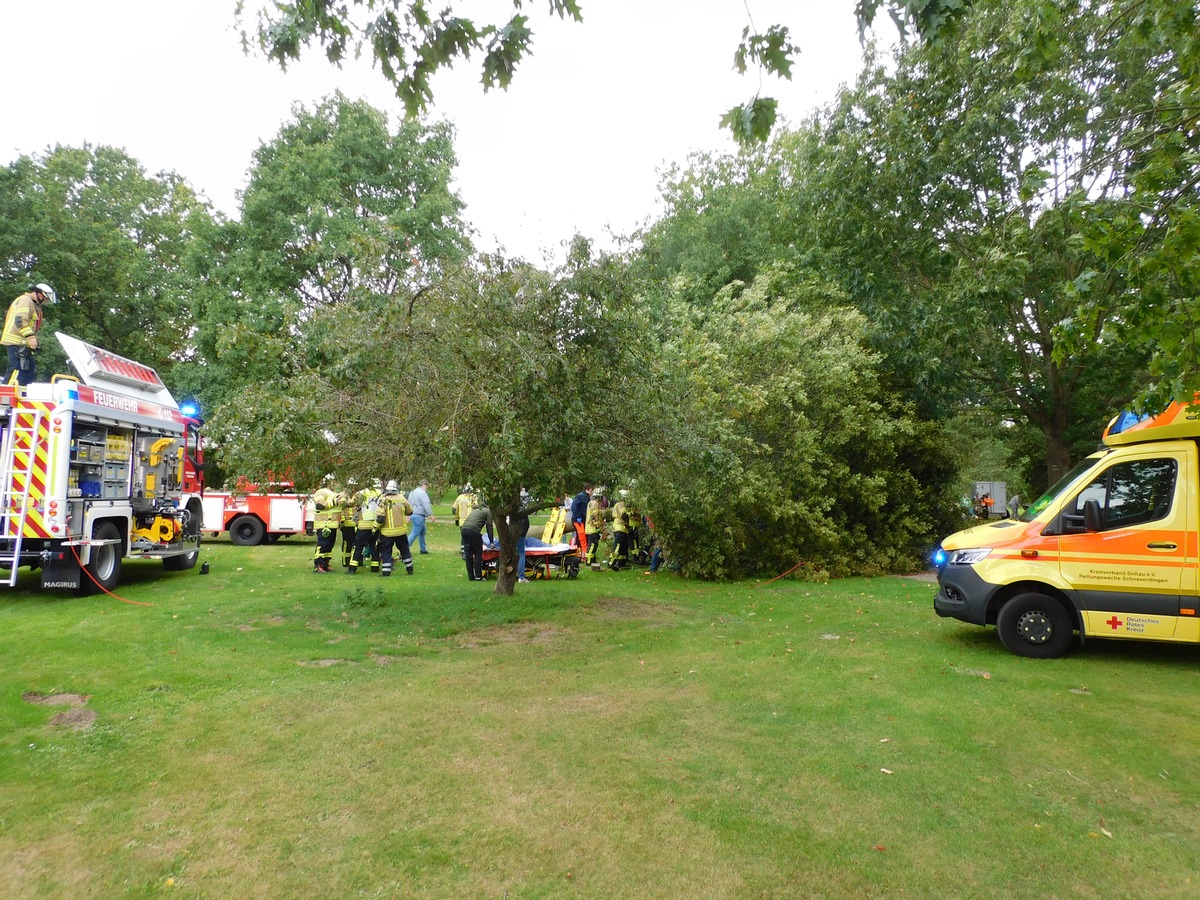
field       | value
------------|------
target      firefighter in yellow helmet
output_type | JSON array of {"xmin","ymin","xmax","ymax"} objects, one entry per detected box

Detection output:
[
  {"xmin": 2, "ymin": 283, "xmax": 55, "ymax": 385},
  {"xmin": 376, "ymin": 481, "xmax": 415, "ymax": 576}
]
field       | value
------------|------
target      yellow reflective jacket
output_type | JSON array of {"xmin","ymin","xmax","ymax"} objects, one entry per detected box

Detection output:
[
  {"xmin": 586, "ymin": 498, "xmax": 605, "ymax": 532},
  {"xmin": 610, "ymin": 501, "xmax": 629, "ymax": 534},
  {"xmin": 352, "ymin": 488, "xmax": 382, "ymax": 530},
  {"xmin": 2, "ymin": 293, "xmax": 42, "ymax": 347},
  {"xmin": 377, "ymin": 493, "xmax": 413, "ymax": 536},
  {"xmin": 452, "ymin": 491, "xmax": 477, "ymax": 525},
  {"xmin": 312, "ymin": 487, "xmax": 342, "ymax": 530}
]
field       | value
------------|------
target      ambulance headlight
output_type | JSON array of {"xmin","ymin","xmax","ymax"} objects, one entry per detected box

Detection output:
[{"xmin": 949, "ymin": 548, "xmax": 991, "ymax": 565}]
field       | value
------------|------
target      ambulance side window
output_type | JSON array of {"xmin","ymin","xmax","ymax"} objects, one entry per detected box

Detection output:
[{"xmin": 1061, "ymin": 458, "xmax": 1177, "ymax": 533}]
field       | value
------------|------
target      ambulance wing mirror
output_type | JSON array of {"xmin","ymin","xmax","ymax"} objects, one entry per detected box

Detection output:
[{"xmin": 1082, "ymin": 498, "xmax": 1104, "ymax": 532}]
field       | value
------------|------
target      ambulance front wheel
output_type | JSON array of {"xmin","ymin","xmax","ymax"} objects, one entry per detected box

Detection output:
[
  {"xmin": 229, "ymin": 515, "xmax": 265, "ymax": 546},
  {"xmin": 996, "ymin": 592, "xmax": 1074, "ymax": 658},
  {"xmin": 77, "ymin": 522, "xmax": 123, "ymax": 595}
]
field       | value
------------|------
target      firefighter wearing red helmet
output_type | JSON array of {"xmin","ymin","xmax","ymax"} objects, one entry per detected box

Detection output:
[{"xmin": 2, "ymin": 282, "xmax": 55, "ymax": 385}]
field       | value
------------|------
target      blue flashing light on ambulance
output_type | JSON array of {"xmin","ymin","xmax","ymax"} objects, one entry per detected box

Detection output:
[{"xmin": 934, "ymin": 401, "xmax": 1200, "ymax": 657}]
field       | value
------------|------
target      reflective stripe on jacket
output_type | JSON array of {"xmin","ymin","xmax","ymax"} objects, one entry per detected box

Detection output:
[
  {"xmin": 353, "ymin": 488, "xmax": 382, "ymax": 529},
  {"xmin": 377, "ymin": 494, "xmax": 413, "ymax": 536},
  {"xmin": 312, "ymin": 487, "xmax": 342, "ymax": 529},
  {"xmin": 2, "ymin": 293, "xmax": 42, "ymax": 347}
]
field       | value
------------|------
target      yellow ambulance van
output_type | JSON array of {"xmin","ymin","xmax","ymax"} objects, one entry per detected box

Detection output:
[{"xmin": 934, "ymin": 402, "xmax": 1200, "ymax": 657}]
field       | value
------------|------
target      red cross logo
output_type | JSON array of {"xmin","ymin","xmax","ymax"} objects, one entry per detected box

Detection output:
[{"xmin": 1106, "ymin": 616, "xmax": 1123, "ymax": 630}]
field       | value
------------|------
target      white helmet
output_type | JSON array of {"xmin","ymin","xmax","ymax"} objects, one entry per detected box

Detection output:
[
  {"xmin": 33, "ymin": 283, "xmax": 56, "ymax": 304},
  {"xmin": 385, "ymin": 480, "xmax": 399, "ymax": 492}
]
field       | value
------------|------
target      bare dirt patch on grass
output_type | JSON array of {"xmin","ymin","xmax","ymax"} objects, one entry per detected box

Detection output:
[
  {"xmin": 48, "ymin": 708, "xmax": 97, "ymax": 730},
  {"xmin": 455, "ymin": 622, "xmax": 564, "ymax": 650},
  {"xmin": 23, "ymin": 692, "xmax": 97, "ymax": 730},
  {"xmin": 584, "ymin": 596, "xmax": 681, "ymax": 622},
  {"xmin": 297, "ymin": 658, "xmax": 351, "ymax": 668},
  {"xmin": 22, "ymin": 692, "xmax": 89, "ymax": 707}
]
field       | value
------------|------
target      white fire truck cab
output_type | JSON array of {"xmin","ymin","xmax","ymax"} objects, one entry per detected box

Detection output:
[{"xmin": 0, "ymin": 333, "xmax": 204, "ymax": 593}]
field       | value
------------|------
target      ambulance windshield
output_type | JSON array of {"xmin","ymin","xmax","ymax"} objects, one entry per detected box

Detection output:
[{"xmin": 1023, "ymin": 454, "xmax": 1106, "ymax": 520}]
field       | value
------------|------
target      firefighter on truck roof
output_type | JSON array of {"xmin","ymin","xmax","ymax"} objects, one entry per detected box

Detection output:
[{"xmin": 3, "ymin": 282, "xmax": 55, "ymax": 386}]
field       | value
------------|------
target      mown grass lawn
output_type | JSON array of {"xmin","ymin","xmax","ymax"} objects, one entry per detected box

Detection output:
[{"xmin": 4, "ymin": 519, "xmax": 1200, "ymax": 898}]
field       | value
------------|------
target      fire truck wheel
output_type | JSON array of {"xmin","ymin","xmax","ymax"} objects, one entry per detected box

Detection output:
[
  {"xmin": 77, "ymin": 522, "xmax": 123, "ymax": 595},
  {"xmin": 229, "ymin": 516, "xmax": 266, "ymax": 546},
  {"xmin": 996, "ymin": 592, "xmax": 1075, "ymax": 658}
]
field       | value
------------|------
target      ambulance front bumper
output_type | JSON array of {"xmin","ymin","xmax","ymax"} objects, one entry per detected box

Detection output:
[{"xmin": 934, "ymin": 564, "xmax": 1000, "ymax": 626}]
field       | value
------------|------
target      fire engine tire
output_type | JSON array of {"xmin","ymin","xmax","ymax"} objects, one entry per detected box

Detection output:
[
  {"xmin": 77, "ymin": 522, "xmax": 123, "ymax": 595},
  {"xmin": 229, "ymin": 516, "xmax": 266, "ymax": 546},
  {"xmin": 996, "ymin": 592, "xmax": 1075, "ymax": 658}
]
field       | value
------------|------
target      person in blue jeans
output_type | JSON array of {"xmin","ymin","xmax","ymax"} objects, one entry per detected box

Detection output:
[
  {"xmin": 407, "ymin": 479, "xmax": 434, "ymax": 553},
  {"xmin": 511, "ymin": 507, "xmax": 531, "ymax": 582}
]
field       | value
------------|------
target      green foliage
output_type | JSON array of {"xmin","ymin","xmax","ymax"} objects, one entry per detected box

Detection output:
[
  {"xmin": 0, "ymin": 145, "xmax": 214, "ymax": 376},
  {"xmin": 213, "ymin": 241, "xmax": 662, "ymax": 592},
  {"xmin": 239, "ymin": 0, "xmax": 583, "ymax": 118},
  {"xmin": 732, "ymin": 25, "xmax": 797, "ymax": 79},
  {"xmin": 720, "ymin": 97, "xmax": 780, "ymax": 149},
  {"xmin": 638, "ymin": 272, "xmax": 959, "ymax": 579},
  {"xmin": 1056, "ymin": 0, "xmax": 1200, "ymax": 409},
  {"xmin": 236, "ymin": 92, "xmax": 468, "ymax": 307},
  {"xmin": 637, "ymin": 144, "xmax": 813, "ymax": 315},
  {"xmin": 241, "ymin": 0, "xmax": 956, "ymax": 145},
  {"xmin": 855, "ymin": 0, "xmax": 972, "ymax": 42},
  {"xmin": 783, "ymin": 0, "xmax": 1167, "ymax": 481},
  {"xmin": 180, "ymin": 93, "xmax": 468, "ymax": 420}
]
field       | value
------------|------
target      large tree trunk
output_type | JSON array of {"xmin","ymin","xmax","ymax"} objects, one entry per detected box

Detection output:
[
  {"xmin": 492, "ymin": 507, "xmax": 517, "ymax": 596},
  {"xmin": 1044, "ymin": 418, "xmax": 1073, "ymax": 486}
]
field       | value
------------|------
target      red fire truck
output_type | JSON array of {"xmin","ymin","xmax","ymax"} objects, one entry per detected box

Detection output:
[
  {"xmin": 201, "ymin": 480, "xmax": 313, "ymax": 545},
  {"xmin": 0, "ymin": 333, "xmax": 204, "ymax": 593}
]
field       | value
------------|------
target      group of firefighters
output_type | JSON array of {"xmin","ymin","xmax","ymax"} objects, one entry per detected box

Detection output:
[
  {"xmin": 307, "ymin": 478, "xmax": 659, "ymax": 581},
  {"xmin": 571, "ymin": 485, "xmax": 652, "ymax": 572},
  {"xmin": 310, "ymin": 478, "xmax": 423, "ymax": 576}
]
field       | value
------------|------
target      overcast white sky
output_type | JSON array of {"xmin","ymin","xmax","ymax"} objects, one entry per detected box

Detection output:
[{"xmin": 6, "ymin": 1, "xmax": 881, "ymax": 263}]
